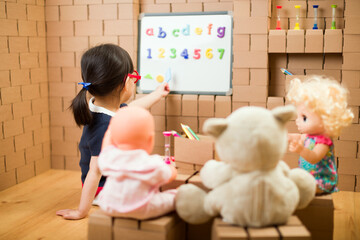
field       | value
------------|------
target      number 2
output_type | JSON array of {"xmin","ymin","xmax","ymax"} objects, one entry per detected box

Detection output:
[{"xmin": 158, "ymin": 48, "xmax": 165, "ymax": 58}]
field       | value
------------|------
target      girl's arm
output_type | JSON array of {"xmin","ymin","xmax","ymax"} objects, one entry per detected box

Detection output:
[
  {"xmin": 129, "ymin": 82, "xmax": 170, "ymax": 109},
  {"xmin": 289, "ymin": 139, "xmax": 330, "ymax": 165},
  {"xmin": 56, "ymin": 156, "xmax": 101, "ymax": 220}
]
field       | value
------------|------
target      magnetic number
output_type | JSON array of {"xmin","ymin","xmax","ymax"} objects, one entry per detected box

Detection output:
[
  {"xmin": 158, "ymin": 48, "xmax": 165, "ymax": 58},
  {"xmin": 193, "ymin": 49, "xmax": 201, "ymax": 59},
  {"xmin": 205, "ymin": 49, "xmax": 213, "ymax": 59},
  {"xmin": 147, "ymin": 48, "xmax": 152, "ymax": 59},
  {"xmin": 181, "ymin": 49, "xmax": 189, "ymax": 59},
  {"xmin": 218, "ymin": 49, "xmax": 225, "ymax": 59},
  {"xmin": 170, "ymin": 48, "xmax": 176, "ymax": 59}
]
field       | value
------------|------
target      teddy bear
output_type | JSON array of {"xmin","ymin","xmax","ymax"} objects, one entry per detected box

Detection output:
[{"xmin": 175, "ymin": 105, "xmax": 316, "ymax": 227}]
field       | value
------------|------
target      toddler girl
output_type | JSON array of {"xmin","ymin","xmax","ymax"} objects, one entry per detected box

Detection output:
[
  {"xmin": 287, "ymin": 76, "xmax": 353, "ymax": 194},
  {"xmin": 98, "ymin": 106, "xmax": 177, "ymax": 219},
  {"xmin": 56, "ymin": 44, "xmax": 170, "ymax": 220}
]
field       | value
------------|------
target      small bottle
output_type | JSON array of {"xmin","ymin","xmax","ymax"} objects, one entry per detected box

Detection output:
[
  {"xmin": 163, "ymin": 131, "xmax": 172, "ymax": 165},
  {"xmin": 294, "ymin": 5, "xmax": 301, "ymax": 30},
  {"xmin": 276, "ymin": 5, "xmax": 282, "ymax": 30},
  {"xmin": 331, "ymin": 4, "xmax": 337, "ymax": 29},
  {"xmin": 313, "ymin": 5, "xmax": 319, "ymax": 30}
]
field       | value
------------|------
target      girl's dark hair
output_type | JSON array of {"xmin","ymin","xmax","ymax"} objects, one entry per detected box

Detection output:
[{"xmin": 70, "ymin": 44, "xmax": 134, "ymax": 127}]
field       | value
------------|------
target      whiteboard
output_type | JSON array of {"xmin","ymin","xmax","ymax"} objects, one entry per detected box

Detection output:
[{"xmin": 137, "ymin": 12, "xmax": 233, "ymax": 95}]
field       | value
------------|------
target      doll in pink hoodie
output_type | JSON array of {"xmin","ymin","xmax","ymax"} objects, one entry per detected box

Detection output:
[{"xmin": 97, "ymin": 106, "xmax": 177, "ymax": 219}]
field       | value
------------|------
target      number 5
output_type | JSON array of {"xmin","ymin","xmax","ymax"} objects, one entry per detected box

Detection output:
[{"xmin": 193, "ymin": 49, "xmax": 201, "ymax": 59}]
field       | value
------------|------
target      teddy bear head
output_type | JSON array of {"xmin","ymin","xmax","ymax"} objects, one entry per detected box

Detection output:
[{"xmin": 203, "ymin": 105, "xmax": 296, "ymax": 172}]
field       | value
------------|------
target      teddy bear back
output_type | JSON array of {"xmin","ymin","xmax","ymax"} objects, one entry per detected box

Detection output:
[{"xmin": 204, "ymin": 106, "xmax": 296, "ymax": 173}]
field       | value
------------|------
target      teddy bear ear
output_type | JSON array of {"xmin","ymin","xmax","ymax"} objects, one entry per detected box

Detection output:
[
  {"xmin": 203, "ymin": 118, "xmax": 228, "ymax": 138},
  {"xmin": 271, "ymin": 105, "xmax": 296, "ymax": 125}
]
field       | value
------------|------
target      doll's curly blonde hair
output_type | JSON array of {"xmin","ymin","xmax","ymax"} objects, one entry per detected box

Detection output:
[{"xmin": 287, "ymin": 76, "xmax": 354, "ymax": 137}]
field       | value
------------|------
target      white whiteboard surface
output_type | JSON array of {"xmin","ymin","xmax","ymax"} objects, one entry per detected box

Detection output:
[{"xmin": 137, "ymin": 12, "xmax": 233, "ymax": 95}]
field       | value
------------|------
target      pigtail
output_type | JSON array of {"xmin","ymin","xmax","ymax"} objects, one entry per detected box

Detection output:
[{"xmin": 70, "ymin": 88, "xmax": 92, "ymax": 127}]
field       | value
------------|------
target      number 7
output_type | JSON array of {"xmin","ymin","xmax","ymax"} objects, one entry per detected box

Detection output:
[{"xmin": 218, "ymin": 49, "xmax": 225, "ymax": 59}]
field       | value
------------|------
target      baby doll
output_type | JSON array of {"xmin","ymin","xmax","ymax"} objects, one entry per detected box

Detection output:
[
  {"xmin": 287, "ymin": 76, "xmax": 354, "ymax": 194},
  {"xmin": 97, "ymin": 106, "xmax": 177, "ymax": 219}
]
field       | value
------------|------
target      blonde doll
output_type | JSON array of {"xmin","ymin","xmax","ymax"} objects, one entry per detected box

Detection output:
[{"xmin": 287, "ymin": 76, "xmax": 354, "ymax": 194}]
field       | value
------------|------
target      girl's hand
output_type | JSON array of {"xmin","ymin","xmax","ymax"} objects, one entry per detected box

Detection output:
[
  {"xmin": 289, "ymin": 139, "xmax": 304, "ymax": 154},
  {"xmin": 56, "ymin": 209, "xmax": 86, "ymax": 220},
  {"xmin": 154, "ymin": 82, "xmax": 170, "ymax": 98}
]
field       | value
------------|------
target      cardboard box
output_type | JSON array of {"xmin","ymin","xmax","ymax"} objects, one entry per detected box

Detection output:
[
  {"xmin": 232, "ymin": 34, "xmax": 250, "ymax": 52},
  {"xmin": 250, "ymin": 69, "xmax": 268, "ymax": 86},
  {"xmin": 88, "ymin": 210, "xmax": 112, "ymax": 240},
  {"xmin": 305, "ymin": 30, "xmax": 323, "ymax": 53},
  {"xmin": 232, "ymin": 85, "xmax": 268, "ymax": 103},
  {"xmin": 339, "ymin": 123, "xmax": 360, "ymax": 141},
  {"xmin": 266, "ymin": 96, "xmax": 284, "ymax": 110},
  {"xmin": 175, "ymin": 162, "xmax": 196, "ymax": 175},
  {"xmin": 341, "ymin": 71, "xmax": 360, "ymax": 88},
  {"xmin": 215, "ymin": 96, "xmax": 231, "ymax": 118},
  {"xmin": 348, "ymin": 88, "xmax": 360, "ymax": 106},
  {"xmin": 250, "ymin": 34, "xmax": 268, "ymax": 52},
  {"xmin": 306, "ymin": 70, "xmax": 341, "ymax": 82},
  {"xmin": 182, "ymin": 95, "xmax": 198, "ymax": 117},
  {"xmin": 287, "ymin": 30, "xmax": 305, "ymax": 53},
  {"xmin": 179, "ymin": 116, "xmax": 198, "ymax": 133},
  {"xmin": 233, "ymin": 0, "xmax": 250, "ymax": 18},
  {"xmin": 198, "ymin": 117, "xmax": 209, "ymax": 134},
  {"xmin": 233, "ymin": 51, "xmax": 268, "ymax": 69},
  {"xmin": 198, "ymin": 95, "xmax": 214, "ymax": 117},
  {"xmin": 350, "ymin": 106, "xmax": 359, "ymax": 124},
  {"xmin": 295, "ymin": 195, "xmax": 333, "ymax": 240},
  {"xmin": 338, "ymin": 158, "xmax": 360, "ymax": 175},
  {"xmin": 324, "ymin": 54, "xmax": 342, "ymax": 70},
  {"xmin": 232, "ymin": 102, "xmax": 249, "ymax": 112},
  {"xmin": 161, "ymin": 173, "xmax": 194, "ymax": 191},
  {"xmin": 212, "ymin": 216, "xmax": 310, "ymax": 240},
  {"xmin": 232, "ymin": 68, "xmax": 250, "ymax": 86},
  {"xmin": 334, "ymin": 140, "xmax": 357, "ymax": 158},
  {"xmin": 324, "ymin": 29, "xmax": 342, "ymax": 53},
  {"xmin": 344, "ymin": 0, "xmax": 360, "ymax": 17},
  {"xmin": 166, "ymin": 116, "xmax": 182, "ymax": 133},
  {"xmin": 288, "ymin": 53, "xmax": 323, "ymax": 70},
  {"xmin": 337, "ymin": 174, "xmax": 356, "ymax": 191},
  {"xmin": 251, "ymin": 0, "xmax": 271, "ymax": 17},
  {"xmin": 285, "ymin": 75, "xmax": 307, "ymax": 92},
  {"xmin": 166, "ymin": 94, "xmax": 182, "ymax": 116},
  {"xmin": 233, "ymin": 17, "xmax": 270, "ymax": 35},
  {"xmin": 343, "ymin": 35, "xmax": 360, "ymax": 53},
  {"xmin": 150, "ymin": 98, "xmax": 165, "ymax": 116},
  {"xmin": 344, "ymin": 17, "xmax": 360, "ymax": 34},
  {"xmin": 269, "ymin": 53, "xmax": 287, "ymax": 69},
  {"xmin": 268, "ymin": 30, "xmax": 286, "ymax": 53},
  {"xmin": 174, "ymin": 134, "xmax": 215, "ymax": 166},
  {"xmin": 343, "ymin": 53, "xmax": 360, "ymax": 70}
]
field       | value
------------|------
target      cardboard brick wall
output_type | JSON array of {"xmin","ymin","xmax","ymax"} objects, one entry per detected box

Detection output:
[
  {"xmin": 0, "ymin": 0, "xmax": 51, "ymax": 191},
  {"xmin": 1, "ymin": 0, "xmax": 359, "ymax": 193}
]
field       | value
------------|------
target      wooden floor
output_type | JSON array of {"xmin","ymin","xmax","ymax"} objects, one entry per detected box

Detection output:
[{"xmin": 0, "ymin": 170, "xmax": 359, "ymax": 240}]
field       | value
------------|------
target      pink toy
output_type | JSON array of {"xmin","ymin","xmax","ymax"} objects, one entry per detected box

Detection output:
[{"xmin": 98, "ymin": 106, "xmax": 177, "ymax": 219}]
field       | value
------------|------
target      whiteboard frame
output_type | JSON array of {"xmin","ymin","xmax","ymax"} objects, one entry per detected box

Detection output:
[{"xmin": 137, "ymin": 11, "xmax": 233, "ymax": 96}]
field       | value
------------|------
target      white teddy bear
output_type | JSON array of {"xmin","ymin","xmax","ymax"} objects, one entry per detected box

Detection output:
[{"xmin": 175, "ymin": 105, "xmax": 316, "ymax": 227}]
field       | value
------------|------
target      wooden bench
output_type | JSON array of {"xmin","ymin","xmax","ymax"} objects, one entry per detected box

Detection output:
[
  {"xmin": 212, "ymin": 216, "xmax": 311, "ymax": 240},
  {"xmin": 88, "ymin": 210, "xmax": 185, "ymax": 240}
]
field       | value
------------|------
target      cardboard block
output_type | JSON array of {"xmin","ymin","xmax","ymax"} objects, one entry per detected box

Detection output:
[
  {"xmin": 324, "ymin": 54, "xmax": 342, "ymax": 70},
  {"xmin": 232, "ymin": 68, "xmax": 250, "ymax": 86},
  {"xmin": 179, "ymin": 116, "xmax": 198, "ymax": 133},
  {"xmin": 88, "ymin": 210, "xmax": 113, "ymax": 240},
  {"xmin": 233, "ymin": 51, "xmax": 268, "ymax": 69},
  {"xmin": 288, "ymin": 53, "xmax": 323, "ymax": 70},
  {"xmin": 161, "ymin": 173, "xmax": 194, "ymax": 191},
  {"xmin": 247, "ymin": 227, "xmax": 279, "ymax": 239},
  {"xmin": 249, "ymin": 102, "xmax": 266, "ymax": 108},
  {"xmin": 166, "ymin": 116, "xmax": 182, "ymax": 133},
  {"xmin": 182, "ymin": 95, "xmax": 198, "ymax": 117},
  {"xmin": 250, "ymin": 34, "xmax": 268, "ymax": 52},
  {"xmin": 150, "ymin": 98, "xmax": 165, "ymax": 116},
  {"xmin": 251, "ymin": 0, "xmax": 271, "ymax": 17},
  {"xmin": 324, "ymin": 29, "xmax": 342, "ymax": 53},
  {"xmin": 287, "ymin": 30, "xmax": 305, "ymax": 53},
  {"xmin": 334, "ymin": 140, "xmax": 357, "ymax": 158},
  {"xmin": 198, "ymin": 95, "xmax": 215, "ymax": 117},
  {"xmin": 306, "ymin": 70, "xmax": 341, "ymax": 81},
  {"xmin": 232, "ymin": 85, "xmax": 268, "ymax": 102},
  {"xmin": 343, "ymin": 35, "xmax": 360, "ymax": 53},
  {"xmin": 343, "ymin": 53, "xmax": 360, "ymax": 70},
  {"xmin": 154, "ymin": 115, "xmax": 166, "ymax": 132},
  {"xmin": 174, "ymin": 135, "xmax": 214, "ymax": 165},
  {"xmin": 233, "ymin": 34, "xmax": 250, "ymax": 52},
  {"xmin": 341, "ymin": 70, "xmax": 360, "ymax": 88},
  {"xmin": 339, "ymin": 123, "xmax": 360, "ymax": 141},
  {"xmin": 278, "ymin": 226, "xmax": 311, "ymax": 239},
  {"xmin": 344, "ymin": 17, "xmax": 360, "ymax": 34},
  {"xmin": 141, "ymin": 4, "xmax": 170, "ymax": 13},
  {"xmin": 175, "ymin": 161, "xmax": 195, "ymax": 175},
  {"xmin": 269, "ymin": 30, "xmax": 286, "ymax": 53},
  {"xmin": 267, "ymin": 96, "xmax": 284, "ymax": 109},
  {"xmin": 337, "ymin": 174, "xmax": 356, "ymax": 191},
  {"xmin": 270, "ymin": 67, "xmax": 286, "ymax": 87},
  {"xmin": 233, "ymin": 0, "xmax": 250, "ymax": 18},
  {"xmin": 357, "ymin": 175, "xmax": 360, "ymax": 192},
  {"xmin": 215, "ymin": 96, "xmax": 231, "ymax": 118},
  {"xmin": 233, "ymin": 17, "xmax": 269, "ymax": 35},
  {"xmin": 338, "ymin": 158, "xmax": 360, "ymax": 175},
  {"xmin": 286, "ymin": 215, "xmax": 303, "ymax": 226},
  {"xmin": 286, "ymin": 119, "xmax": 300, "ymax": 133},
  {"xmin": 140, "ymin": 213, "xmax": 179, "ymax": 232},
  {"xmin": 305, "ymin": 30, "xmax": 323, "ymax": 53},
  {"xmin": 250, "ymin": 69, "xmax": 268, "ymax": 86},
  {"xmin": 154, "ymin": 131, "xmax": 165, "ymax": 147},
  {"xmin": 269, "ymin": 84, "xmax": 285, "ymax": 97},
  {"xmin": 198, "ymin": 117, "xmax": 209, "ymax": 134},
  {"xmin": 166, "ymin": 94, "xmax": 182, "ymax": 116},
  {"xmin": 348, "ymin": 88, "xmax": 360, "ymax": 106},
  {"xmin": 344, "ymin": 0, "xmax": 360, "ymax": 17}
]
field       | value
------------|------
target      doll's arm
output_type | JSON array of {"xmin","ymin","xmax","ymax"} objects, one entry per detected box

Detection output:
[
  {"xmin": 129, "ymin": 83, "xmax": 170, "ymax": 109},
  {"xmin": 200, "ymin": 160, "xmax": 234, "ymax": 189},
  {"xmin": 288, "ymin": 133, "xmax": 301, "ymax": 143},
  {"xmin": 289, "ymin": 138, "xmax": 330, "ymax": 164},
  {"xmin": 56, "ymin": 156, "xmax": 101, "ymax": 220}
]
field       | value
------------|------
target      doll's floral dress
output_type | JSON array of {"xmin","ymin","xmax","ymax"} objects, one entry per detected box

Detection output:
[{"xmin": 299, "ymin": 134, "xmax": 338, "ymax": 193}]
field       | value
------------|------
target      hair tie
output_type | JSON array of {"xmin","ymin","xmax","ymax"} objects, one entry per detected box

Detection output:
[{"xmin": 78, "ymin": 82, "xmax": 91, "ymax": 90}]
